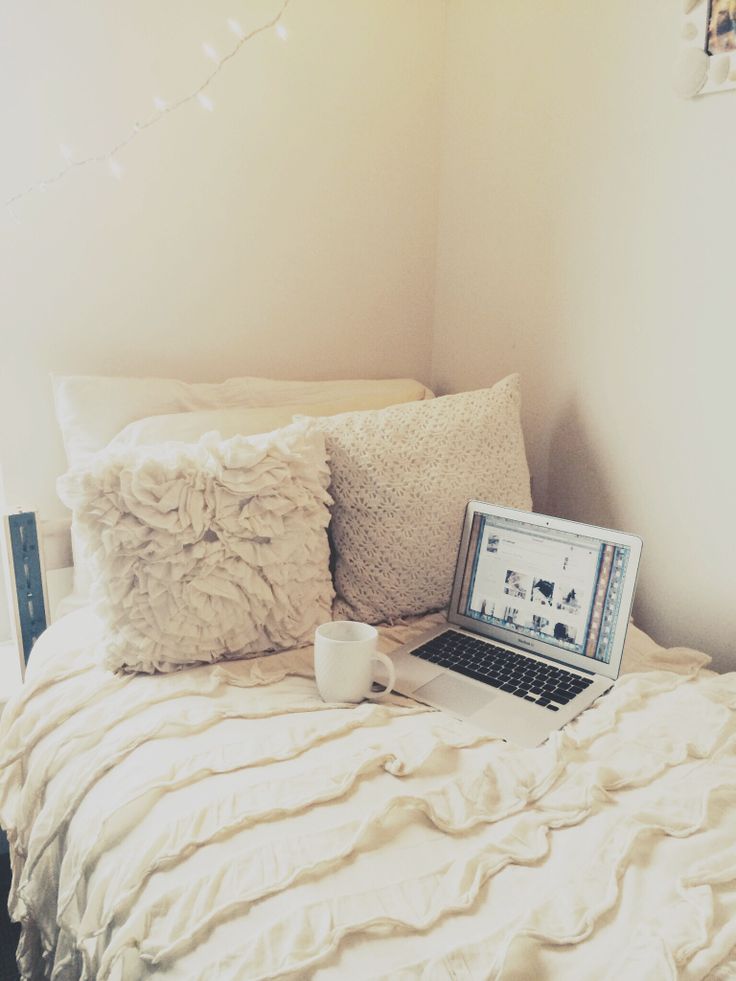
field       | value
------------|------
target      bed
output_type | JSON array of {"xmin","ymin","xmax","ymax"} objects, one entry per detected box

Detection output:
[{"xmin": 1, "ymin": 373, "xmax": 735, "ymax": 980}]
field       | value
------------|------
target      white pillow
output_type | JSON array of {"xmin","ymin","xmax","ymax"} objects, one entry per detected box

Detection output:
[
  {"xmin": 314, "ymin": 375, "xmax": 532, "ymax": 624},
  {"xmin": 52, "ymin": 374, "xmax": 434, "ymax": 468},
  {"xmin": 107, "ymin": 398, "xmax": 433, "ymax": 451},
  {"xmin": 57, "ymin": 420, "xmax": 333, "ymax": 673}
]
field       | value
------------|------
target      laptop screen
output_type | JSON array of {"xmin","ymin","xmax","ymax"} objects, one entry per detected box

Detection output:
[{"xmin": 455, "ymin": 510, "xmax": 632, "ymax": 666}]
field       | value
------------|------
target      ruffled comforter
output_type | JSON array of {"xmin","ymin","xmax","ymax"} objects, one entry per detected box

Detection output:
[{"xmin": 1, "ymin": 611, "xmax": 735, "ymax": 980}]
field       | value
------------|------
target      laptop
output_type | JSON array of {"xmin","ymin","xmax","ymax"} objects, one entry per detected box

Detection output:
[{"xmin": 391, "ymin": 501, "xmax": 642, "ymax": 747}]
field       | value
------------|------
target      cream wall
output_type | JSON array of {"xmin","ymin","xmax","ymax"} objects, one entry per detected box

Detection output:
[
  {"xmin": 3, "ymin": 1, "xmax": 734, "ymax": 670},
  {"xmin": 0, "ymin": 0, "xmax": 443, "ymax": 519},
  {"xmin": 432, "ymin": 0, "xmax": 736, "ymax": 669},
  {"xmin": 0, "ymin": 0, "xmax": 444, "ymax": 646}
]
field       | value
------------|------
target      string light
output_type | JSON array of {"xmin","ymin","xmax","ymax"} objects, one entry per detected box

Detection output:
[
  {"xmin": 108, "ymin": 158, "xmax": 124, "ymax": 180},
  {"xmin": 227, "ymin": 18, "xmax": 245, "ymax": 40},
  {"xmin": 4, "ymin": 0, "xmax": 291, "ymax": 213},
  {"xmin": 202, "ymin": 42, "xmax": 220, "ymax": 64}
]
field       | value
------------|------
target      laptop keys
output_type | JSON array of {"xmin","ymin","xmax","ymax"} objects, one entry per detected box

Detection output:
[{"xmin": 410, "ymin": 630, "xmax": 594, "ymax": 708}]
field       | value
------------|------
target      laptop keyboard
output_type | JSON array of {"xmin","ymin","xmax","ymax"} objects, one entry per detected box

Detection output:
[{"xmin": 410, "ymin": 630, "xmax": 593, "ymax": 712}]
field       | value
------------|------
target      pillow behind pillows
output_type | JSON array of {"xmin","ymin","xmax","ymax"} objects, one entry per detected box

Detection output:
[
  {"xmin": 107, "ymin": 397, "xmax": 438, "ymax": 451},
  {"xmin": 57, "ymin": 420, "xmax": 333, "ymax": 673},
  {"xmin": 52, "ymin": 374, "xmax": 434, "ymax": 468},
  {"xmin": 314, "ymin": 374, "xmax": 532, "ymax": 624}
]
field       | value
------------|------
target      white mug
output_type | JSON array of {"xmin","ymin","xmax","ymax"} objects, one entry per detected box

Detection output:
[{"xmin": 314, "ymin": 621, "xmax": 396, "ymax": 703}]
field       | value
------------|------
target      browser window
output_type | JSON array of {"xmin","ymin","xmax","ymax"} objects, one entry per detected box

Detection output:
[{"xmin": 457, "ymin": 511, "xmax": 631, "ymax": 665}]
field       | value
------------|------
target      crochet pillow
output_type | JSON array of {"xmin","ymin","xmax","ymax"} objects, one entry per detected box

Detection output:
[
  {"xmin": 314, "ymin": 375, "xmax": 532, "ymax": 624},
  {"xmin": 57, "ymin": 420, "xmax": 333, "ymax": 673}
]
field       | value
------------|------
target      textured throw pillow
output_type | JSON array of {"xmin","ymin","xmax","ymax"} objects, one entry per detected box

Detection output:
[
  {"xmin": 57, "ymin": 420, "xmax": 334, "ymax": 673},
  {"xmin": 314, "ymin": 374, "xmax": 532, "ymax": 624}
]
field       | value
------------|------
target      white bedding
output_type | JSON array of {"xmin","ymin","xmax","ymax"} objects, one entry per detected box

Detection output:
[{"xmin": 1, "ymin": 611, "xmax": 735, "ymax": 980}]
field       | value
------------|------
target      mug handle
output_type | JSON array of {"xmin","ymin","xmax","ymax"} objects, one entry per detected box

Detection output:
[{"xmin": 370, "ymin": 651, "xmax": 396, "ymax": 699}]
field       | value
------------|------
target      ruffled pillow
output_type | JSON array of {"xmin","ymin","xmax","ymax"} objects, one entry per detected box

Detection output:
[{"xmin": 57, "ymin": 420, "xmax": 334, "ymax": 673}]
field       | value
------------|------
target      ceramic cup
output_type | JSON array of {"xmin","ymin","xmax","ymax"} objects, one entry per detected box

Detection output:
[{"xmin": 314, "ymin": 621, "xmax": 396, "ymax": 703}]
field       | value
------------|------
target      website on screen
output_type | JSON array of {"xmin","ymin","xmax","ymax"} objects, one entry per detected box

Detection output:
[{"xmin": 458, "ymin": 513, "xmax": 630, "ymax": 664}]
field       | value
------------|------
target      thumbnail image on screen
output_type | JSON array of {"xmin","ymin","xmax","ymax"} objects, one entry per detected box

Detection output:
[{"xmin": 457, "ymin": 512, "xmax": 630, "ymax": 664}]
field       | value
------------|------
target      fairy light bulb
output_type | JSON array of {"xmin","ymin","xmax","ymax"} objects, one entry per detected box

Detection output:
[{"xmin": 4, "ymin": 2, "xmax": 288, "ymax": 211}]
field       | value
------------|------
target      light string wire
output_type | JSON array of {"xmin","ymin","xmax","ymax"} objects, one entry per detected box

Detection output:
[{"xmin": 4, "ymin": 0, "xmax": 291, "ymax": 214}]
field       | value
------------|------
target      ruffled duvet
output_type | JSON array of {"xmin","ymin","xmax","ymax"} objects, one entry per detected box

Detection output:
[{"xmin": 0, "ymin": 610, "xmax": 734, "ymax": 980}]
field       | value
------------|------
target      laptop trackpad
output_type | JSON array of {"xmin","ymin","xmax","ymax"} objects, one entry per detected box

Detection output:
[{"xmin": 414, "ymin": 674, "xmax": 496, "ymax": 716}]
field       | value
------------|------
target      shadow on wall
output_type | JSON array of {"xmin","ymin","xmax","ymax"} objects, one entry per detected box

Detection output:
[
  {"xmin": 543, "ymin": 398, "xmax": 617, "ymax": 530},
  {"xmin": 543, "ymin": 399, "xmax": 653, "ymax": 637}
]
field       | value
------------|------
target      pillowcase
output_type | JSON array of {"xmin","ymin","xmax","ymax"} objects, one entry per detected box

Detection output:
[
  {"xmin": 57, "ymin": 420, "xmax": 333, "ymax": 673},
  {"xmin": 314, "ymin": 374, "xmax": 532, "ymax": 624},
  {"xmin": 52, "ymin": 374, "xmax": 434, "ymax": 468},
  {"xmin": 107, "ymin": 397, "xmax": 434, "ymax": 451}
]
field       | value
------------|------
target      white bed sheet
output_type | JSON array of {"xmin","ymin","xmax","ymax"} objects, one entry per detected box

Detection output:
[{"xmin": 1, "ymin": 611, "xmax": 735, "ymax": 980}]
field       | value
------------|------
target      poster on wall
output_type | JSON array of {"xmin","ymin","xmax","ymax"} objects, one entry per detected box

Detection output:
[
  {"xmin": 676, "ymin": 0, "xmax": 736, "ymax": 97},
  {"xmin": 707, "ymin": 0, "xmax": 736, "ymax": 53}
]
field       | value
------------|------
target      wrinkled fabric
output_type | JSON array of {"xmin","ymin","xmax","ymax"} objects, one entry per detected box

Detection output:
[
  {"xmin": 0, "ymin": 611, "xmax": 733, "ymax": 981},
  {"xmin": 56, "ymin": 420, "xmax": 334, "ymax": 673}
]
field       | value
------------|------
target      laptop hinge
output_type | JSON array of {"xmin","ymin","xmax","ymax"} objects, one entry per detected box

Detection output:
[{"xmin": 542, "ymin": 654, "xmax": 595, "ymax": 676}]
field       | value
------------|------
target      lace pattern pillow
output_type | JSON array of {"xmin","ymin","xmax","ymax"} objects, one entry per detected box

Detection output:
[
  {"xmin": 57, "ymin": 420, "xmax": 334, "ymax": 673},
  {"xmin": 314, "ymin": 375, "xmax": 532, "ymax": 624}
]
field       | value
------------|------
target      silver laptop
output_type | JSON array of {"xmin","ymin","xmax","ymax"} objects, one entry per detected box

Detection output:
[{"xmin": 392, "ymin": 501, "xmax": 642, "ymax": 747}]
